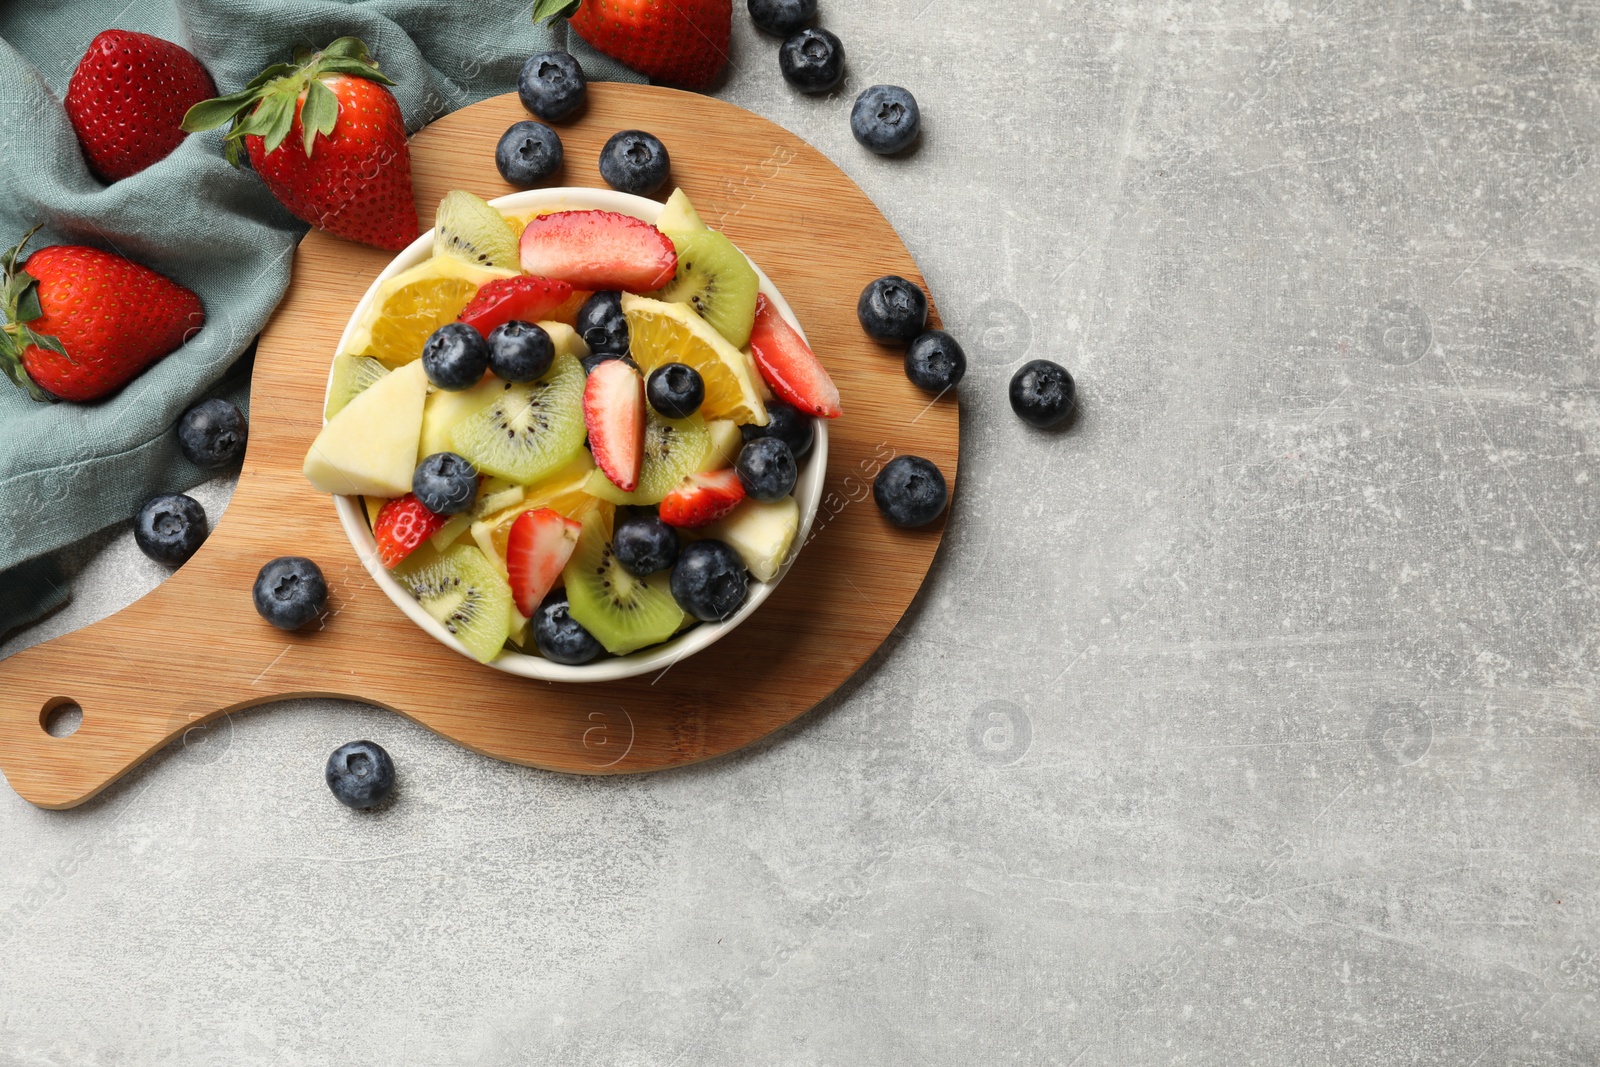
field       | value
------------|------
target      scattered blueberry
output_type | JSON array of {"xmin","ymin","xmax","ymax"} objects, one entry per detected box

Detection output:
[
  {"xmin": 748, "ymin": 0, "xmax": 816, "ymax": 35},
  {"xmin": 780, "ymin": 28, "xmax": 845, "ymax": 94},
  {"xmin": 873, "ymin": 455, "xmax": 948, "ymax": 528},
  {"xmin": 517, "ymin": 51, "xmax": 587, "ymax": 122},
  {"xmin": 576, "ymin": 290, "xmax": 630, "ymax": 355},
  {"xmin": 134, "ymin": 493, "xmax": 207, "ymax": 567},
  {"xmin": 533, "ymin": 590, "xmax": 603, "ymax": 664},
  {"xmin": 325, "ymin": 740, "xmax": 395, "ymax": 810},
  {"xmin": 857, "ymin": 275, "xmax": 928, "ymax": 343},
  {"xmin": 495, "ymin": 120, "xmax": 563, "ymax": 187},
  {"xmin": 421, "ymin": 322, "xmax": 489, "ymax": 391},
  {"xmin": 253, "ymin": 556, "xmax": 329, "ymax": 631},
  {"xmin": 176, "ymin": 398, "xmax": 248, "ymax": 469},
  {"xmin": 671, "ymin": 539, "xmax": 750, "ymax": 622},
  {"xmin": 599, "ymin": 130, "xmax": 670, "ymax": 195},
  {"xmin": 1009, "ymin": 359, "xmax": 1076, "ymax": 429},
  {"xmin": 904, "ymin": 330, "xmax": 966, "ymax": 392},
  {"xmin": 741, "ymin": 398, "xmax": 815, "ymax": 461},
  {"xmin": 646, "ymin": 362, "xmax": 705, "ymax": 419},
  {"xmin": 613, "ymin": 509, "xmax": 680, "ymax": 577},
  {"xmin": 412, "ymin": 452, "xmax": 479, "ymax": 516},
  {"xmin": 736, "ymin": 437, "xmax": 798, "ymax": 503},
  {"xmin": 488, "ymin": 320, "xmax": 554, "ymax": 382},
  {"xmin": 851, "ymin": 84, "xmax": 921, "ymax": 155}
]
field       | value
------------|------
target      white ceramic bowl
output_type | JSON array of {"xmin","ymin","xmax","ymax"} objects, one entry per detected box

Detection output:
[{"xmin": 326, "ymin": 188, "xmax": 827, "ymax": 682}]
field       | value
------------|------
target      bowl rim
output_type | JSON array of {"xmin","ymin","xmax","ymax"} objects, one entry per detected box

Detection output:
[{"xmin": 325, "ymin": 187, "xmax": 827, "ymax": 682}]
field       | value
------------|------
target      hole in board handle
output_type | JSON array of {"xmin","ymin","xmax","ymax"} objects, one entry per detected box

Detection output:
[{"xmin": 40, "ymin": 699, "xmax": 83, "ymax": 739}]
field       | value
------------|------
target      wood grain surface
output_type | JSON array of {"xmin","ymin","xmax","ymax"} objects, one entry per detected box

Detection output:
[{"xmin": 0, "ymin": 85, "xmax": 957, "ymax": 810}]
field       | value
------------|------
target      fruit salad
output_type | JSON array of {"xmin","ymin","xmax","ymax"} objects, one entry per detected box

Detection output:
[{"xmin": 304, "ymin": 188, "xmax": 841, "ymax": 666}]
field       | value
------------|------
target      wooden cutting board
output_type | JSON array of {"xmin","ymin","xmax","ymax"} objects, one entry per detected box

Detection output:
[{"xmin": 0, "ymin": 85, "xmax": 957, "ymax": 810}]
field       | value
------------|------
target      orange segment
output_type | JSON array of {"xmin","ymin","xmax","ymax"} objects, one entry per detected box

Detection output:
[
  {"xmin": 344, "ymin": 257, "xmax": 515, "ymax": 367},
  {"xmin": 621, "ymin": 294, "xmax": 768, "ymax": 426}
]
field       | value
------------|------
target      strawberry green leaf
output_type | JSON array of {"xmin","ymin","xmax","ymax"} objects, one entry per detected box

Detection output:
[
  {"xmin": 320, "ymin": 36, "xmax": 372, "ymax": 63},
  {"xmin": 13, "ymin": 278, "xmax": 41, "ymax": 324},
  {"xmin": 532, "ymin": 0, "xmax": 581, "ymax": 23},
  {"xmin": 180, "ymin": 89, "xmax": 260, "ymax": 133},
  {"xmin": 300, "ymin": 78, "xmax": 340, "ymax": 155},
  {"xmin": 257, "ymin": 93, "xmax": 299, "ymax": 155},
  {"xmin": 316, "ymin": 57, "xmax": 397, "ymax": 85}
]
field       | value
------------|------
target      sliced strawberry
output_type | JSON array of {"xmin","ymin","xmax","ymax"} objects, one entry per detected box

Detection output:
[
  {"xmin": 584, "ymin": 359, "xmax": 646, "ymax": 492},
  {"xmin": 506, "ymin": 508, "xmax": 583, "ymax": 617},
  {"xmin": 659, "ymin": 469, "xmax": 746, "ymax": 529},
  {"xmin": 373, "ymin": 494, "xmax": 448, "ymax": 569},
  {"xmin": 749, "ymin": 294, "xmax": 842, "ymax": 419},
  {"xmin": 519, "ymin": 211, "xmax": 677, "ymax": 292},
  {"xmin": 457, "ymin": 276, "xmax": 574, "ymax": 336}
]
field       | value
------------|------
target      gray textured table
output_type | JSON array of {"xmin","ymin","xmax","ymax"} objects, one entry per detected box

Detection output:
[{"xmin": 5, "ymin": 3, "xmax": 1599, "ymax": 1063}]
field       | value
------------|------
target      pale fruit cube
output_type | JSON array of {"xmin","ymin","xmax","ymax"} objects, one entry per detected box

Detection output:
[
  {"xmin": 656, "ymin": 188, "xmax": 708, "ymax": 235},
  {"xmin": 701, "ymin": 419, "xmax": 743, "ymax": 472},
  {"xmin": 703, "ymin": 495, "xmax": 800, "ymax": 582},
  {"xmin": 304, "ymin": 359, "xmax": 428, "ymax": 497}
]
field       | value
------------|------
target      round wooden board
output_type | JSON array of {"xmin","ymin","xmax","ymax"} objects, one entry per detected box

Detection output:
[{"xmin": 0, "ymin": 85, "xmax": 957, "ymax": 810}]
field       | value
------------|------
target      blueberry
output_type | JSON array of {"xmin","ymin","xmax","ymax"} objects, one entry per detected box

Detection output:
[
  {"xmin": 670, "ymin": 540, "xmax": 750, "ymax": 622},
  {"xmin": 646, "ymin": 362, "xmax": 705, "ymax": 419},
  {"xmin": 134, "ymin": 493, "xmax": 207, "ymax": 567},
  {"xmin": 533, "ymin": 590, "xmax": 603, "ymax": 664},
  {"xmin": 576, "ymin": 291, "xmax": 629, "ymax": 355},
  {"xmin": 488, "ymin": 320, "xmax": 554, "ymax": 382},
  {"xmin": 599, "ymin": 130, "xmax": 670, "ymax": 195},
  {"xmin": 325, "ymin": 740, "xmax": 395, "ymax": 810},
  {"xmin": 736, "ymin": 437, "xmax": 797, "ymax": 503},
  {"xmin": 851, "ymin": 85, "xmax": 921, "ymax": 155},
  {"xmin": 857, "ymin": 275, "xmax": 928, "ymax": 343},
  {"xmin": 741, "ymin": 398, "xmax": 815, "ymax": 461},
  {"xmin": 421, "ymin": 322, "xmax": 489, "ymax": 391},
  {"xmin": 253, "ymin": 556, "xmax": 328, "ymax": 631},
  {"xmin": 1009, "ymin": 359, "xmax": 1076, "ymax": 429},
  {"xmin": 748, "ymin": 0, "xmax": 816, "ymax": 35},
  {"xmin": 904, "ymin": 330, "xmax": 966, "ymax": 392},
  {"xmin": 413, "ymin": 452, "xmax": 479, "ymax": 516},
  {"xmin": 613, "ymin": 509, "xmax": 680, "ymax": 577},
  {"xmin": 873, "ymin": 455, "xmax": 948, "ymax": 528},
  {"xmin": 176, "ymin": 398, "xmax": 247, "ymax": 469},
  {"xmin": 779, "ymin": 28, "xmax": 845, "ymax": 94},
  {"xmin": 495, "ymin": 120, "xmax": 563, "ymax": 187},
  {"xmin": 517, "ymin": 51, "xmax": 587, "ymax": 122}
]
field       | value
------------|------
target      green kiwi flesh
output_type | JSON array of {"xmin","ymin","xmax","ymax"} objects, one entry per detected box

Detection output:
[
  {"xmin": 450, "ymin": 354, "xmax": 586, "ymax": 484},
  {"xmin": 653, "ymin": 229, "xmax": 759, "ymax": 349},
  {"xmin": 326, "ymin": 354, "xmax": 389, "ymax": 419},
  {"xmin": 433, "ymin": 190, "xmax": 518, "ymax": 271},
  {"xmin": 562, "ymin": 509, "xmax": 686, "ymax": 656},
  {"xmin": 396, "ymin": 544, "xmax": 513, "ymax": 663}
]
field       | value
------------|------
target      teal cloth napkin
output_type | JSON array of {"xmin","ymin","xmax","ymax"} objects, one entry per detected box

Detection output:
[{"xmin": 0, "ymin": 0, "xmax": 642, "ymax": 640}]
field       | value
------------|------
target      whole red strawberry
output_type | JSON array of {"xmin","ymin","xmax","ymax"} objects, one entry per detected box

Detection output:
[
  {"xmin": 182, "ymin": 38, "xmax": 417, "ymax": 251},
  {"xmin": 64, "ymin": 30, "xmax": 217, "ymax": 183},
  {"xmin": 533, "ymin": 0, "xmax": 731, "ymax": 89},
  {"xmin": 0, "ymin": 228, "xmax": 205, "ymax": 403}
]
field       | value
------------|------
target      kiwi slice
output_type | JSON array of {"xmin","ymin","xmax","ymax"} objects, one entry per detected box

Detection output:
[
  {"xmin": 433, "ymin": 190, "xmax": 518, "ymax": 271},
  {"xmin": 326, "ymin": 354, "xmax": 389, "ymax": 419},
  {"xmin": 396, "ymin": 544, "xmax": 513, "ymax": 663},
  {"xmin": 563, "ymin": 508, "xmax": 685, "ymax": 656},
  {"xmin": 451, "ymin": 353, "xmax": 586, "ymax": 484},
  {"xmin": 583, "ymin": 410, "xmax": 710, "ymax": 506},
  {"xmin": 653, "ymin": 229, "xmax": 760, "ymax": 349}
]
